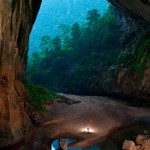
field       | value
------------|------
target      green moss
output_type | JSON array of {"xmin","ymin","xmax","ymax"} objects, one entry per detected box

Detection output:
[
  {"xmin": 115, "ymin": 30, "xmax": 150, "ymax": 75},
  {"xmin": 134, "ymin": 32, "xmax": 150, "ymax": 74},
  {"xmin": 24, "ymin": 84, "xmax": 60, "ymax": 112}
]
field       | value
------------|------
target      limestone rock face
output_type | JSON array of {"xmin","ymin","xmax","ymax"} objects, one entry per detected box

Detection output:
[
  {"xmin": 108, "ymin": 0, "xmax": 150, "ymax": 23},
  {"xmin": 102, "ymin": 3, "xmax": 150, "ymax": 101},
  {"xmin": 105, "ymin": 68, "xmax": 150, "ymax": 101},
  {"xmin": 0, "ymin": 0, "xmax": 41, "ymax": 147}
]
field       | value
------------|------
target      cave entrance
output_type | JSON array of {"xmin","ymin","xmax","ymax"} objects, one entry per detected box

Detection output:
[{"xmin": 27, "ymin": 0, "xmax": 122, "ymax": 95}]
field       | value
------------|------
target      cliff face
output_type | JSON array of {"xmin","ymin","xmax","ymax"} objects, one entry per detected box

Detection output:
[
  {"xmin": 108, "ymin": 0, "xmax": 150, "ymax": 23},
  {"xmin": 0, "ymin": 0, "xmax": 41, "ymax": 147},
  {"xmin": 102, "ymin": 8, "xmax": 150, "ymax": 101}
]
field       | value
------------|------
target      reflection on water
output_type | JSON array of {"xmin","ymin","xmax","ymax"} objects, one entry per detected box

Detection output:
[
  {"xmin": 51, "ymin": 139, "xmax": 101, "ymax": 150},
  {"xmin": 51, "ymin": 139, "xmax": 59, "ymax": 150}
]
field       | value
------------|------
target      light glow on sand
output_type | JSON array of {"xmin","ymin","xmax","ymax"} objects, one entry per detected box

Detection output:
[{"xmin": 81, "ymin": 127, "xmax": 95, "ymax": 133}]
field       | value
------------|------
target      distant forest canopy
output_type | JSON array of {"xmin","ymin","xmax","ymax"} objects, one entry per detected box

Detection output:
[
  {"xmin": 27, "ymin": 5, "xmax": 123, "ymax": 94},
  {"xmin": 29, "ymin": 0, "xmax": 108, "ymax": 54}
]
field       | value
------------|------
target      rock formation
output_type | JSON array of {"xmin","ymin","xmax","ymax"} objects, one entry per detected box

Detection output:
[
  {"xmin": 99, "ymin": 0, "xmax": 150, "ymax": 101},
  {"xmin": 0, "ymin": 0, "xmax": 41, "ymax": 147},
  {"xmin": 108, "ymin": 0, "xmax": 150, "ymax": 23},
  {"xmin": 122, "ymin": 134, "xmax": 150, "ymax": 150}
]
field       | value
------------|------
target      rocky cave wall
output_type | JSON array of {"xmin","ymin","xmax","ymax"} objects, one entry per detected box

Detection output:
[
  {"xmin": 0, "ymin": 0, "xmax": 41, "ymax": 147},
  {"xmin": 104, "ymin": 0, "xmax": 150, "ymax": 101},
  {"xmin": 108, "ymin": 0, "xmax": 150, "ymax": 23}
]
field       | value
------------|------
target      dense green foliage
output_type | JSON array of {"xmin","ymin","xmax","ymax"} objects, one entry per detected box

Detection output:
[
  {"xmin": 27, "ymin": 6, "xmax": 122, "ymax": 94},
  {"xmin": 29, "ymin": 0, "xmax": 108, "ymax": 53},
  {"xmin": 24, "ymin": 84, "xmax": 59, "ymax": 111}
]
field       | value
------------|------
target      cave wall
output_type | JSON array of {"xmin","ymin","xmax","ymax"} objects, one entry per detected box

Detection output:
[
  {"xmin": 103, "ymin": 1, "xmax": 150, "ymax": 101},
  {"xmin": 99, "ymin": 5, "xmax": 150, "ymax": 101},
  {"xmin": 108, "ymin": 0, "xmax": 150, "ymax": 23},
  {"xmin": 0, "ymin": 0, "xmax": 41, "ymax": 147}
]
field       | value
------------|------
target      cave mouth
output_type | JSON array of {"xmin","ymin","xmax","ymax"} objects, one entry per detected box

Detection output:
[
  {"xmin": 27, "ymin": 0, "xmax": 114, "ymax": 94},
  {"xmin": 26, "ymin": 0, "xmax": 124, "ymax": 95}
]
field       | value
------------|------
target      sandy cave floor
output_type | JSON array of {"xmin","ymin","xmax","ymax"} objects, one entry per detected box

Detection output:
[{"xmin": 19, "ymin": 95, "xmax": 150, "ymax": 149}]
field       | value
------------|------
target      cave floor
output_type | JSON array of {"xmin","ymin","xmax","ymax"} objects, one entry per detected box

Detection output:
[{"xmin": 19, "ymin": 95, "xmax": 150, "ymax": 149}]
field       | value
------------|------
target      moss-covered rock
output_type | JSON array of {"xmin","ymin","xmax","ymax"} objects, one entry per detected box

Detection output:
[
  {"xmin": 134, "ymin": 31, "xmax": 150, "ymax": 74},
  {"xmin": 24, "ymin": 84, "xmax": 59, "ymax": 112}
]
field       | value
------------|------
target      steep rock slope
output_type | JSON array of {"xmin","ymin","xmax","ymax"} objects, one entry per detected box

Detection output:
[
  {"xmin": 0, "ymin": 0, "xmax": 41, "ymax": 147},
  {"xmin": 102, "ymin": 4, "xmax": 150, "ymax": 101},
  {"xmin": 108, "ymin": 0, "xmax": 150, "ymax": 23},
  {"xmin": 104, "ymin": 0, "xmax": 150, "ymax": 101}
]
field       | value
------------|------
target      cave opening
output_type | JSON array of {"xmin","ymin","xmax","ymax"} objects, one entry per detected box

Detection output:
[{"xmin": 26, "ymin": 0, "xmax": 123, "ymax": 95}]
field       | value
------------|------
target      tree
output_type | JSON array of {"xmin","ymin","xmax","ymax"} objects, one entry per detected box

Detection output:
[
  {"xmin": 59, "ymin": 24, "xmax": 72, "ymax": 51},
  {"xmin": 40, "ymin": 35, "xmax": 52, "ymax": 59},
  {"xmin": 59, "ymin": 24, "xmax": 71, "ymax": 38},
  {"xmin": 40, "ymin": 35, "xmax": 52, "ymax": 51},
  {"xmin": 52, "ymin": 36, "xmax": 61, "ymax": 52},
  {"xmin": 86, "ymin": 9, "xmax": 100, "ymax": 26},
  {"xmin": 71, "ymin": 23, "xmax": 81, "ymax": 50},
  {"xmin": 27, "ymin": 51, "xmax": 41, "ymax": 83}
]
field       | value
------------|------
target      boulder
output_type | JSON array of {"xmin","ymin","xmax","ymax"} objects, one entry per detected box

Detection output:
[
  {"xmin": 122, "ymin": 140, "xmax": 137, "ymax": 150},
  {"xmin": 136, "ymin": 135, "xmax": 145, "ymax": 145}
]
